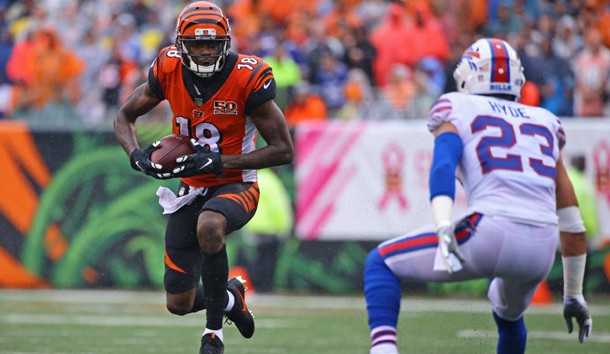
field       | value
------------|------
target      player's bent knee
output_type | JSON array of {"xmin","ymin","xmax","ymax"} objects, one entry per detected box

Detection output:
[
  {"xmin": 364, "ymin": 249, "xmax": 401, "ymax": 289},
  {"xmin": 166, "ymin": 302, "xmax": 191, "ymax": 316},
  {"xmin": 364, "ymin": 249, "xmax": 398, "ymax": 290},
  {"xmin": 197, "ymin": 229, "xmax": 225, "ymax": 254},
  {"xmin": 166, "ymin": 291, "xmax": 196, "ymax": 316},
  {"xmin": 365, "ymin": 248, "xmax": 385, "ymax": 272},
  {"xmin": 198, "ymin": 235, "xmax": 225, "ymax": 254},
  {"xmin": 197, "ymin": 214, "xmax": 226, "ymax": 254}
]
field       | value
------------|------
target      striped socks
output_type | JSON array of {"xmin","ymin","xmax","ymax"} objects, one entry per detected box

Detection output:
[{"xmin": 370, "ymin": 326, "xmax": 398, "ymax": 354}]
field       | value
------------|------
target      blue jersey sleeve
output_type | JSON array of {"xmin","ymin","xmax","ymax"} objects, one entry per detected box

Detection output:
[{"xmin": 429, "ymin": 132, "xmax": 463, "ymax": 200}]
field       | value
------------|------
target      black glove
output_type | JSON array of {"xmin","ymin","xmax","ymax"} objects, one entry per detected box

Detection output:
[
  {"xmin": 563, "ymin": 297, "xmax": 592, "ymax": 343},
  {"xmin": 172, "ymin": 139, "xmax": 222, "ymax": 177},
  {"xmin": 129, "ymin": 141, "xmax": 173, "ymax": 179}
]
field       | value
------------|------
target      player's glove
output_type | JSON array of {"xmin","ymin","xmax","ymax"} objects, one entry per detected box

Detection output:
[
  {"xmin": 436, "ymin": 223, "xmax": 465, "ymax": 273},
  {"xmin": 129, "ymin": 142, "xmax": 173, "ymax": 179},
  {"xmin": 172, "ymin": 139, "xmax": 222, "ymax": 177},
  {"xmin": 563, "ymin": 297, "xmax": 592, "ymax": 343}
]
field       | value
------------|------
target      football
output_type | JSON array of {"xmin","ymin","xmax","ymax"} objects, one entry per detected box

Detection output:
[{"xmin": 150, "ymin": 134, "xmax": 195, "ymax": 172}]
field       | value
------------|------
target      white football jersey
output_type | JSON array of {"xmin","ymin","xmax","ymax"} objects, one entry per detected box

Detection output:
[{"xmin": 428, "ymin": 92, "xmax": 565, "ymax": 226}]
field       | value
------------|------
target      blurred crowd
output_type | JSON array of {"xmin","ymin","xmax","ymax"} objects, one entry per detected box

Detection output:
[{"xmin": 0, "ymin": 0, "xmax": 609, "ymax": 128}]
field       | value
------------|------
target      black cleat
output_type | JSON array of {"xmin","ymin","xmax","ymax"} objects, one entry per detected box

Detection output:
[
  {"xmin": 199, "ymin": 333, "xmax": 224, "ymax": 354},
  {"xmin": 225, "ymin": 276, "xmax": 255, "ymax": 338}
]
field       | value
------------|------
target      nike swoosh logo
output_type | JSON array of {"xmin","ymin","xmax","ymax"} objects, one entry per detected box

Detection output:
[
  {"xmin": 135, "ymin": 161, "xmax": 146, "ymax": 172},
  {"xmin": 236, "ymin": 287, "xmax": 247, "ymax": 311},
  {"xmin": 263, "ymin": 80, "xmax": 272, "ymax": 89},
  {"xmin": 199, "ymin": 158, "xmax": 213, "ymax": 170}
]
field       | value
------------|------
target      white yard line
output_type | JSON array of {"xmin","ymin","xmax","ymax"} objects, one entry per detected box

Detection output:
[
  {"xmin": 1, "ymin": 313, "xmax": 292, "ymax": 328},
  {"xmin": 1, "ymin": 290, "xmax": 609, "ymax": 348},
  {"xmin": 1, "ymin": 290, "xmax": 609, "ymax": 315},
  {"xmin": 3, "ymin": 310, "xmax": 610, "ymax": 344}
]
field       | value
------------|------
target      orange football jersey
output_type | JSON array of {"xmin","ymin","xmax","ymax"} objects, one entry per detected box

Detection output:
[{"xmin": 149, "ymin": 46, "xmax": 276, "ymax": 187}]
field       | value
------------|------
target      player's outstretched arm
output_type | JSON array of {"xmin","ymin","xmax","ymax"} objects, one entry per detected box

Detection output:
[{"xmin": 556, "ymin": 156, "xmax": 592, "ymax": 343}]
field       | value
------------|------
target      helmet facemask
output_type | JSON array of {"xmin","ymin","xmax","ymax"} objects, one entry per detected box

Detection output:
[{"xmin": 177, "ymin": 34, "xmax": 231, "ymax": 78}]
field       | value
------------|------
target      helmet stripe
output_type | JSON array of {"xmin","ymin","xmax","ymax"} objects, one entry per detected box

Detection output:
[
  {"xmin": 181, "ymin": 19, "xmax": 228, "ymax": 33},
  {"xmin": 487, "ymin": 38, "xmax": 510, "ymax": 83},
  {"xmin": 180, "ymin": 18, "xmax": 228, "ymax": 33},
  {"xmin": 182, "ymin": 10, "xmax": 224, "ymax": 19},
  {"xmin": 181, "ymin": 8, "xmax": 222, "ymax": 17},
  {"xmin": 182, "ymin": 12, "xmax": 223, "ymax": 21},
  {"xmin": 177, "ymin": 2, "xmax": 229, "ymax": 34}
]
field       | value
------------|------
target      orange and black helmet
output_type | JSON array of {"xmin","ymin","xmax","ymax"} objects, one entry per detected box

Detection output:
[{"xmin": 175, "ymin": 1, "xmax": 232, "ymax": 78}]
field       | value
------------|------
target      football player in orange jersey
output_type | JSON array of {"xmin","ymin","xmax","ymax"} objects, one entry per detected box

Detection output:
[{"xmin": 114, "ymin": 2, "xmax": 294, "ymax": 353}]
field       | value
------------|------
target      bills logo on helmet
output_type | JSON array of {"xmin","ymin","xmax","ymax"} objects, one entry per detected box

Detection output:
[
  {"xmin": 490, "ymin": 83, "xmax": 512, "ymax": 91},
  {"xmin": 463, "ymin": 50, "xmax": 480, "ymax": 59}
]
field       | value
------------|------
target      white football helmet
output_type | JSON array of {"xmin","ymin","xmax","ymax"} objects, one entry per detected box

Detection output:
[{"xmin": 453, "ymin": 38, "xmax": 525, "ymax": 100}]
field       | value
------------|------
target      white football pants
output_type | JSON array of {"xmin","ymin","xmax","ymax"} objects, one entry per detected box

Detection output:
[{"xmin": 379, "ymin": 214, "xmax": 558, "ymax": 321}]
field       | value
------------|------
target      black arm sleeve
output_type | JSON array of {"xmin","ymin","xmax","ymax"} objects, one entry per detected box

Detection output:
[
  {"xmin": 245, "ymin": 67, "xmax": 276, "ymax": 114},
  {"xmin": 147, "ymin": 63, "xmax": 166, "ymax": 101}
]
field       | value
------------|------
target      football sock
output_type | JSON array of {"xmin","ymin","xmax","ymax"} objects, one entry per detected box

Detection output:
[
  {"xmin": 493, "ymin": 312, "xmax": 527, "ymax": 354},
  {"xmin": 224, "ymin": 291, "xmax": 235, "ymax": 312},
  {"xmin": 203, "ymin": 328, "xmax": 223, "ymax": 342},
  {"xmin": 202, "ymin": 246, "xmax": 229, "ymax": 330},
  {"xmin": 191, "ymin": 285, "xmax": 234, "ymax": 313},
  {"xmin": 369, "ymin": 327, "xmax": 398, "ymax": 354},
  {"xmin": 364, "ymin": 249, "xmax": 401, "ymax": 350}
]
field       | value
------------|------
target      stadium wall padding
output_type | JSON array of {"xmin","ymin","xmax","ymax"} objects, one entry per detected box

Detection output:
[{"xmin": 0, "ymin": 120, "xmax": 609, "ymax": 296}]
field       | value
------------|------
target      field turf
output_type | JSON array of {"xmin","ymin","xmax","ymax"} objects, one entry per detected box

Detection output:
[{"xmin": 0, "ymin": 290, "xmax": 608, "ymax": 354}]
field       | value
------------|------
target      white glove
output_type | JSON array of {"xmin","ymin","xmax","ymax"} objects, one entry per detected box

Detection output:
[{"xmin": 435, "ymin": 222, "xmax": 465, "ymax": 274}]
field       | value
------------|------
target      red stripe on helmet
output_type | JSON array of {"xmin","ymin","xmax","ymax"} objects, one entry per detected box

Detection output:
[
  {"xmin": 488, "ymin": 39, "xmax": 510, "ymax": 83},
  {"xmin": 463, "ymin": 50, "xmax": 480, "ymax": 59}
]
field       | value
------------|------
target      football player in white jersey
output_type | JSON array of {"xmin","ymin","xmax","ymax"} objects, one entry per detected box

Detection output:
[{"xmin": 364, "ymin": 38, "xmax": 592, "ymax": 354}]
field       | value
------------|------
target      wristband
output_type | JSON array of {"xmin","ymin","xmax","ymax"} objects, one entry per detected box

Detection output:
[
  {"xmin": 557, "ymin": 206, "xmax": 586, "ymax": 233},
  {"xmin": 562, "ymin": 254, "xmax": 586, "ymax": 298},
  {"xmin": 431, "ymin": 195, "xmax": 453, "ymax": 230}
]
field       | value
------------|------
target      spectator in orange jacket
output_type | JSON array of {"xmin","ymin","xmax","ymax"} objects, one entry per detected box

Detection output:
[
  {"xmin": 370, "ymin": 2, "xmax": 412, "ymax": 87},
  {"xmin": 7, "ymin": 26, "xmax": 84, "ymax": 110},
  {"xmin": 284, "ymin": 82, "xmax": 327, "ymax": 127}
]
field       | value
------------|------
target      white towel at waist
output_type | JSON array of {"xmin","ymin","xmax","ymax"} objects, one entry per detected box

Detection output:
[{"xmin": 156, "ymin": 185, "xmax": 207, "ymax": 214}]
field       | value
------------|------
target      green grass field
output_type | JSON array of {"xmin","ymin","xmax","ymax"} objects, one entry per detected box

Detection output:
[{"xmin": 0, "ymin": 290, "xmax": 608, "ymax": 354}]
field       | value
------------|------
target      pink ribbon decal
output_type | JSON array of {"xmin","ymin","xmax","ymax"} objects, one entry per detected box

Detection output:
[{"xmin": 378, "ymin": 142, "xmax": 408, "ymax": 211}]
